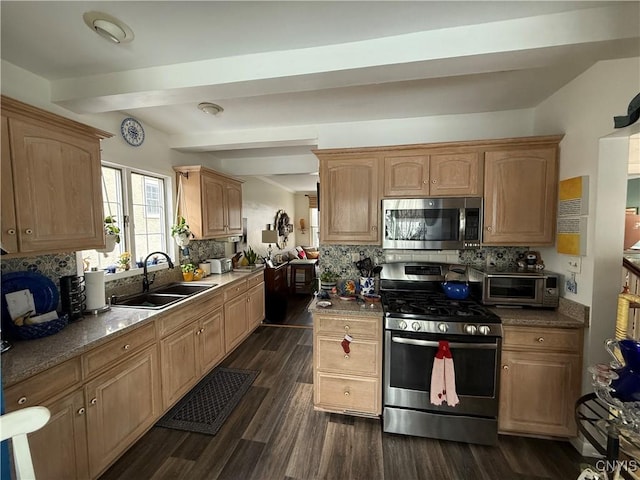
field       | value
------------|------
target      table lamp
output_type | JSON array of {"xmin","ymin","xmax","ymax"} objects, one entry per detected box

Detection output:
[{"xmin": 261, "ymin": 229, "xmax": 278, "ymax": 260}]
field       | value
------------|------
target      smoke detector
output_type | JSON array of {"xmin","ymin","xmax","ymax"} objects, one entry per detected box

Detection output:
[{"xmin": 83, "ymin": 11, "xmax": 134, "ymax": 44}]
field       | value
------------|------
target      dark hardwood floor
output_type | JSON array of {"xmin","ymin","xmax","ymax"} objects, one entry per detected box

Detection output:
[{"xmin": 100, "ymin": 307, "xmax": 589, "ymax": 480}]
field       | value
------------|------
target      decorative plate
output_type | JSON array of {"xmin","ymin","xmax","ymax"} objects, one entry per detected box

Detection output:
[
  {"xmin": 120, "ymin": 117, "xmax": 145, "ymax": 147},
  {"xmin": 1, "ymin": 271, "xmax": 59, "ymax": 318},
  {"xmin": 337, "ymin": 279, "xmax": 359, "ymax": 297}
]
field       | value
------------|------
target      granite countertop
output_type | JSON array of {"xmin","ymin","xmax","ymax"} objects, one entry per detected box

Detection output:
[
  {"xmin": 308, "ymin": 294, "xmax": 586, "ymax": 328},
  {"xmin": 308, "ymin": 295, "xmax": 383, "ymax": 317},
  {"xmin": 2, "ymin": 268, "xmax": 264, "ymax": 387}
]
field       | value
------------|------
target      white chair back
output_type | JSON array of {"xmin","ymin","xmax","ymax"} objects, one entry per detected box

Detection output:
[{"xmin": 0, "ymin": 406, "xmax": 50, "ymax": 480}]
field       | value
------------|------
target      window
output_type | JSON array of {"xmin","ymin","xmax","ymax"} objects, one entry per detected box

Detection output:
[
  {"xmin": 309, "ymin": 207, "xmax": 319, "ymax": 247},
  {"xmin": 80, "ymin": 165, "xmax": 171, "ymax": 273}
]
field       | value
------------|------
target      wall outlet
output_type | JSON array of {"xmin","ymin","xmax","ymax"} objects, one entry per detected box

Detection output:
[
  {"xmin": 566, "ymin": 256, "xmax": 582, "ymax": 274},
  {"xmin": 566, "ymin": 278, "xmax": 578, "ymax": 294}
]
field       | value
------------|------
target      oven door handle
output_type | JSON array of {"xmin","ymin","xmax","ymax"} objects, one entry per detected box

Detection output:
[{"xmin": 391, "ymin": 336, "xmax": 498, "ymax": 350}]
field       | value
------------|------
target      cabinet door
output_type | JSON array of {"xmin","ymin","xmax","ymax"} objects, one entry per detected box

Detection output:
[
  {"xmin": 383, "ymin": 153, "xmax": 429, "ymax": 197},
  {"xmin": 1, "ymin": 116, "xmax": 18, "ymax": 253},
  {"xmin": 199, "ymin": 307, "xmax": 225, "ymax": 374},
  {"xmin": 430, "ymin": 152, "xmax": 481, "ymax": 196},
  {"xmin": 319, "ymin": 155, "xmax": 380, "ymax": 244},
  {"xmin": 225, "ymin": 181, "xmax": 243, "ymax": 235},
  {"xmin": 224, "ymin": 293, "xmax": 248, "ymax": 351},
  {"xmin": 85, "ymin": 346, "xmax": 160, "ymax": 478},
  {"xmin": 201, "ymin": 172, "xmax": 227, "ymax": 237},
  {"xmin": 483, "ymin": 148, "xmax": 557, "ymax": 245},
  {"xmin": 160, "ymin": 322, "xmax": 200, "ymax": 410},
  {"xmin": 8, "ymin": 118, "xmax": 104, "ymax": 253},
  {"xmin": 248, "ymin": 283, "xmax": 265, "ymax": 330},
  {"xmin": 499, "ymin": 350, "xmax": 580, "ymax": 437},
  {"xmin": 29, "ymin": 389, "xmax": 89, "ymax": 480}
]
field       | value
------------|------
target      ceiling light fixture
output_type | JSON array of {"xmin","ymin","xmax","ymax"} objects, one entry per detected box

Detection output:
[
  {"xmin": 83, "ymin": 11, "xmax": 134, "ymax": 44},
  {"xmin": 198, "ymin": 102, "xmax": 224, "ymax": 116}
]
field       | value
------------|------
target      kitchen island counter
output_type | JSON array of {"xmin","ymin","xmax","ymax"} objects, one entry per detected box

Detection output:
[
  {"xmin": 2, "ymin": 267, "xmax": 264, "ymax": 387},
  {"xmin": 308, "ymin": 295, "xmax": 384, "ymax": 317}
]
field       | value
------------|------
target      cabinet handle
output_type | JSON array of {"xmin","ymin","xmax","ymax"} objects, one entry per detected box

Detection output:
[
  {"xmin": 536, "ymin": 337, "xmax": 545, "ymax": 343},
  {"xmin": 502, "ymin": 365, "xmax": 509, "ymax": 371},
  {"xmin": 247, "ymin": 297, "xmax": 250, "ymax": 303},
  {"xmin": 123, "ymin": 344, "xmax": 131, "ymax": 350},
  {"xmin": 196, "ymin": 329, "xmax": 201, "ymax": 336},
  {"xmin": 371, "ymin": 225, "xmax": 377, "ymax": 231},
  {"xmin": 422, "ymin": 180, "xmax": 428, "ymax": 185},
  {"xmin": 77, "ymin": 407, "xmax": 86, "ymax": 415},
  {"xmin": 432, "ymin": 179, "xmax": 437, "ymax": 184},
  {"xmin": 6, "ymin": 228, "xmax": 16, "ymax": 235},
  {"xmin": 486, "ymin": 226, "xmax": 492, "ymax": 232},
  {"xmin": 24, "ymin": 228, "xmax": 33, "ymax": 235},
  {"xmin": 17, "ymin": 396, "xmax": 27, "ymax": 405},
  {"xmin": 200, "ymin": 327, "xmax": 205, "ymax": 333},
  {"xmin": 344, "ymin": 325, "xmax": 350, "ymax": 331},
  {"xmin": 344, "ymin": 391, "xmax": 350, "ymax": 397},
  {"xmin": 344, "ymin": 354, "xmax": 350, "ymax": 359},
  {"xmin": 90, "ymin": 398, "xmax": 97, "ymax": 405}
]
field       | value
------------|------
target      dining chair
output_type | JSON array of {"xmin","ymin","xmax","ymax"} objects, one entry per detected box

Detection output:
[{"xmin": 0, "ymin": 406, "xmax": 50, "ymax": 479}]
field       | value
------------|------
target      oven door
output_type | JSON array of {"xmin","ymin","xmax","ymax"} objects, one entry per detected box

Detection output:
[{"xmin": 384, "ymin": 330, "xmax": 500, "ymax": 417}]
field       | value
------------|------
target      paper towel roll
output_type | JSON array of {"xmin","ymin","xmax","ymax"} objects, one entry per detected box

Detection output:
[{"xmin": 85, "ymin": 270, "xmax": 106, "ymax": 310}]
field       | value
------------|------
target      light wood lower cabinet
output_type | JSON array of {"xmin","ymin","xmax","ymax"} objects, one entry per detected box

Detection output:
[
  {"xmin": 160, "ymin": 306, "xmax": 225, "ymax": 409},
  {"xmin": 499, "ymin": 326, "xmax": 583, "ymax": 437},
  {"xmin": 29, "ymin": 389, "xmax": 89, "ymax": 480},
  {"xmin": 313, "ymin": 312, "xmax": 382, "ymax": 416},
  {"xmin": 248, "ymin": 282, "xmax": 266, "ymax": 330},
  {"xmin": 85, "ymin": 345, "xmax": 161, "ymax": 478},
  {"xmin": 224, "ymin": 274, "xmax": 265, "ymax": 351}
]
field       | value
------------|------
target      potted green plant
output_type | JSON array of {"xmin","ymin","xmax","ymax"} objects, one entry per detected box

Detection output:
[
  {"xmin": 181, "ymin": 262, "xmax": 196, "ymax": 281},
  {"xmin": 171, "ymin": 216, "xmax": 193, "ymax": 247},
  {"xmin": 320, "ymin": 269, "xmax": 339, "ymax": 291},
  {"xmin": 98, "ymin": 215, "xmax": 121, "ymax": 253},
  {"xmin": 242, "ymin": 246, "xmax": 259, "ymax": 266}
]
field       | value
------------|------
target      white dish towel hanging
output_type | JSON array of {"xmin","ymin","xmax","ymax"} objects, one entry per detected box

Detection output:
[{"xmin": 430, "ymin": 340, "xmax": 460, "ymax": 407}]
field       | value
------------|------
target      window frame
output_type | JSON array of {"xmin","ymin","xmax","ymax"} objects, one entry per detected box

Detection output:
[{"xmin": 77, "ymin": 162, "xmax": 175, "ymax": 278}]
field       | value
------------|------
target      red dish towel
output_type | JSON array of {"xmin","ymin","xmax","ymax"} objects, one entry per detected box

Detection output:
[{"xmin": 430, "ymin": 340, "xmax": 460, "ymax": 407}]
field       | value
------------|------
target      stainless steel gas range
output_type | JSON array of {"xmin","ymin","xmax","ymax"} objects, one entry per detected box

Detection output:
[{"xmin": 380, "ymin": 262, "xmax": 503, "ymax": 446}]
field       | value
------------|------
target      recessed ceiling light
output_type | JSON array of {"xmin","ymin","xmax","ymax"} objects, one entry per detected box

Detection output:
[
  {"xmin": 198, "ymin": 102, "xmax": 224, "ymax": 116},
  {"xmin": 83, "ymin": 11, "xmax": 134, "ymax": 44}
]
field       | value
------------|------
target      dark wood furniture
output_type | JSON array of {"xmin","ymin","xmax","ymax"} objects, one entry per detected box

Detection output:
[
  {"xmin": 289, "ymin": 259, "xmax": 318, "ymax": 294},
  {"xmin": 264, "ymin": 262, "xmax": 289, "ymax": 323}
]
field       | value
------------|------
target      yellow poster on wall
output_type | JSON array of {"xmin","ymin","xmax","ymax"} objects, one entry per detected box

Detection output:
[{"xmin": 557, "ymin": 176, "xmax": 588, "ymax": 255}]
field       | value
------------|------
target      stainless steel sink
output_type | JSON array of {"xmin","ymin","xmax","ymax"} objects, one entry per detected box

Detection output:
[
  {"xmin": 153, "ymin": 282, "xmax": 217, "ymax": 296},
  {"xmin": 110, "ymin": 282, "xmax": 216, "ymax": 310}
]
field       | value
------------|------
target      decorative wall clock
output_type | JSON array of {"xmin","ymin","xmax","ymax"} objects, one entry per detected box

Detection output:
[
  {"xmin": 120, "ymin": 117, "xmax": 145, "ymax": 147},
  {"xmin": 274, "ymin": 209, "xmax": 291, "ymax": 249}
]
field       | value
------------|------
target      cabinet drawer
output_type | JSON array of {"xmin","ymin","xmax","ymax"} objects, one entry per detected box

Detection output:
[
  {"xmin": 316, "ymin": 337, "xmax": 379, "ymax": 376},
  {"xmin": 315, "ymin": 372, "xmax": 380, "ymax": 415},
  {"xmin": 314, "ymin": 314, "xmax": 380, "ymax": 340},
  {"xmin": 5, "ymin": 357, "xmax": 82, "ymax": 411},
  {"xmin": 503, "ymin": 326, "xmax": 582, "ymax": 353},
  {"xmin": 82, "ymin": 323, "xmax": 156, "ymax": 377},
  {"xmin": 156, "ymin": 292, "xmax": 223, "ymax": 337},
  {"xmin": 247, "ymin": 273, "xmax": 264, "ymax": 289},
  {"xmin": 224, "ymin": 280, "xmax": 247, "ymax": 302}
]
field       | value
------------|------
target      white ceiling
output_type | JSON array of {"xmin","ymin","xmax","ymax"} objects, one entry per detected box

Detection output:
[{"xmin": 2, "ymin": 1, "xmax": 639, "ymax": 192}]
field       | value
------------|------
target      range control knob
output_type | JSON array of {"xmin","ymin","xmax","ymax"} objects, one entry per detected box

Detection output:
[
  {"xmin": 437, "ymin": 323, "xmax": 448, "ymax": 333},
  {"xmin": 398, "ymin": 320, "xmax": 408, "ymax": 330},
  {"xmin": 411, "ymin": 322, "xmax": 421, "ymax": 332},
  {"xmin": 478, "ymin": 325, "xmax": 491, "ymax": 336},
  {"xmin": 464, "ymin": 324, "xmax": 477, "ymax": 335}
]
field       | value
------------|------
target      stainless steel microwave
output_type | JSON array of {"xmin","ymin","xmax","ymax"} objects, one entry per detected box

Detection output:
[
  {"xmin": 469, "ymin": 267, "xmax": 560, "ymax": 308},
  {"xmin": 382, "ymin": 197, "xmax": 482, "ymax": 250}
]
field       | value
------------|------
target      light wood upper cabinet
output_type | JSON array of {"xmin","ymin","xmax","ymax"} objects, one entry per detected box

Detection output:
[
  {"xmin": 383, "ymin": 151, "xmax": 481, "ymax": 197},
  {"xmin": 429, "ymin": 153, "xmax": 481, "ymax": 196},
  {"xmin": 173, "ymin": 165, "xmax": 244, "ymax": 239},
  {"xmin": 1, "ymin": 96, "xmax": 112, "ymax": 256},
  {"xmin": 483, "ymin": 146, "xmax": 559, "ymax": 245},
  {"xmin": 316, "ymin": 153, "xmax": 381, "ymax": 244},
  {"xmin": 383, "ymin": 152, "xmax": 430, "ymax": 196}
]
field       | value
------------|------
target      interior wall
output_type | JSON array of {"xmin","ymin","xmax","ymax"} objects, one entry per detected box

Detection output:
[
  {"xmin": 532, "ymin": 56, "xmax": 640, "ymax": 391},
  {"xmin": 238, "ymin": 177, "xmax": 296, "ymax": 259}
]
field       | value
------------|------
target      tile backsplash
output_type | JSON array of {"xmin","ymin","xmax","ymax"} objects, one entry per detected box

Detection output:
[
  {"xmin": 318, "ymin": 245, "xmax": 530, "ymax": 279},
  {"xmin": 1, "ymin": 252, "xmax": 78, "ymax": 285}
]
